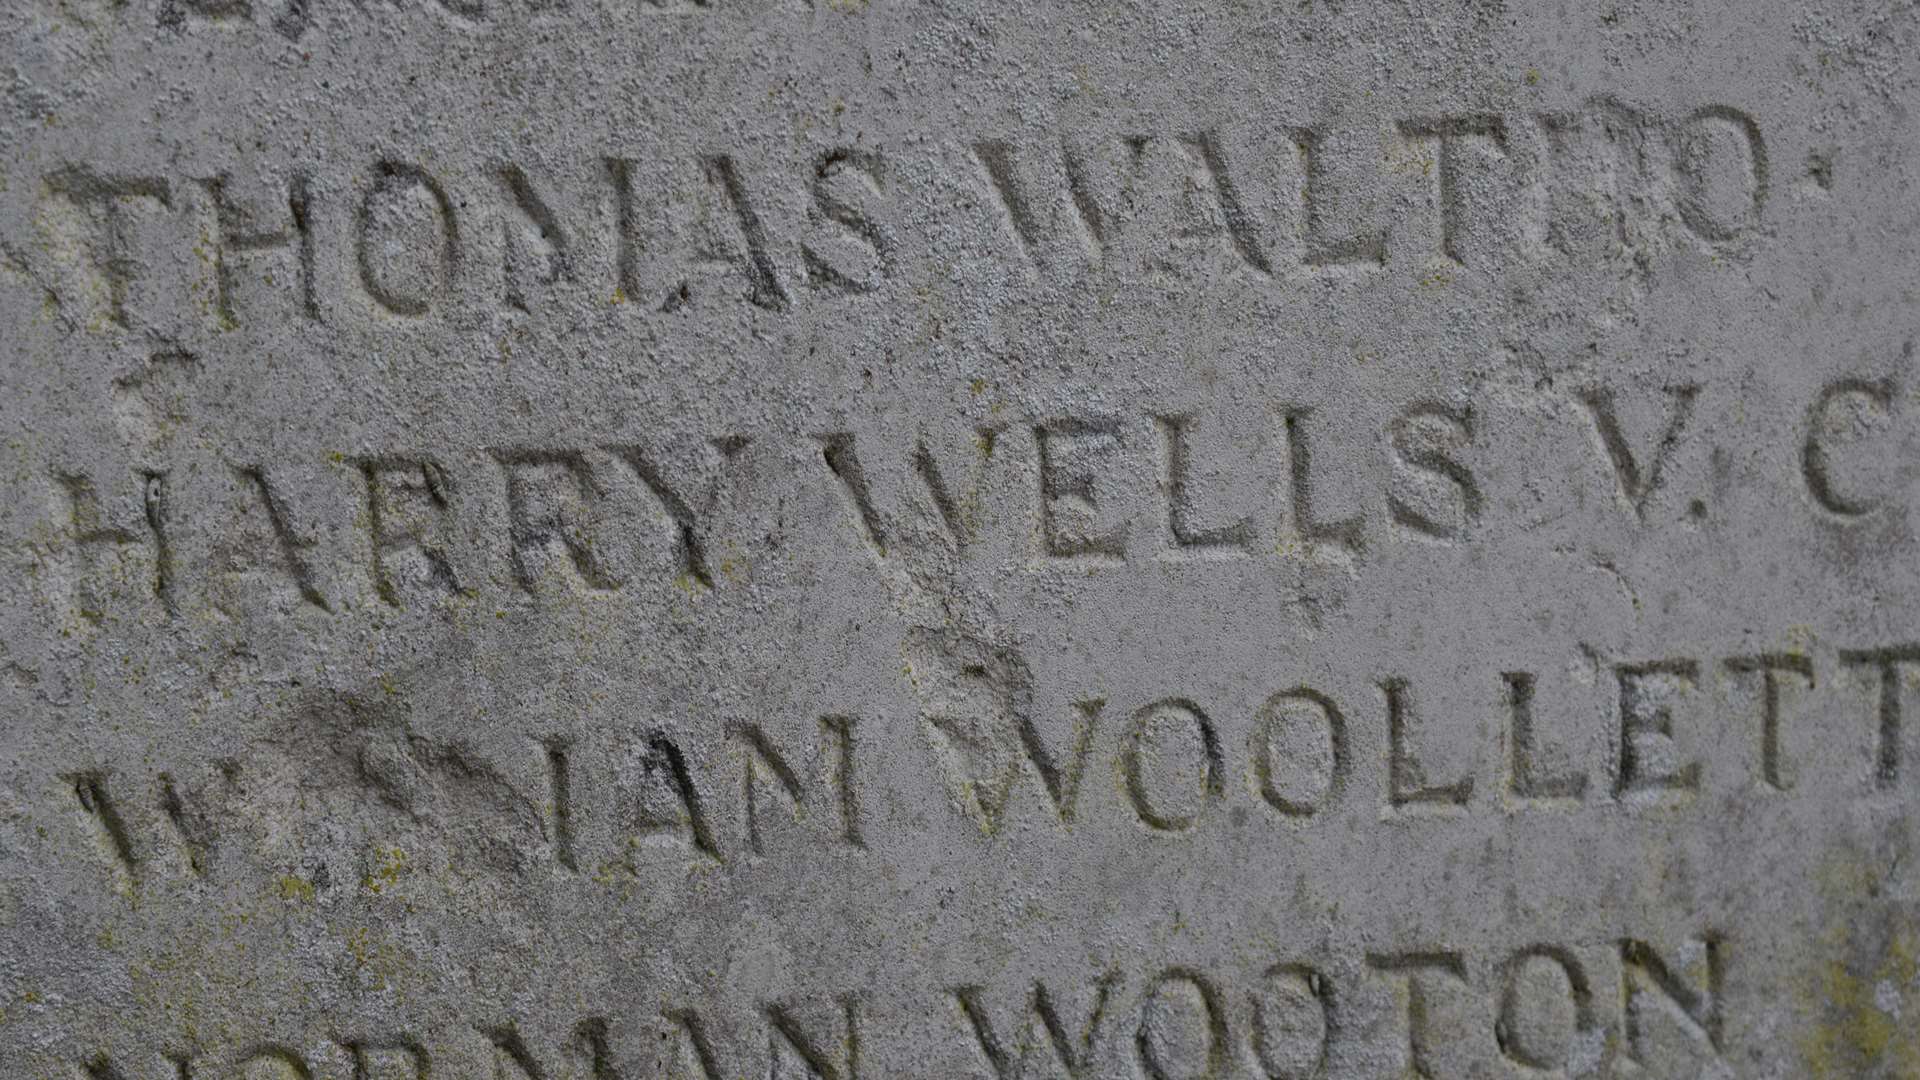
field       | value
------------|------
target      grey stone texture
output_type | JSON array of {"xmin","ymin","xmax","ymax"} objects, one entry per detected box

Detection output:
[{"xmin": 1, "ymin": 0, "xmax": 1917, "ymax": 1076}]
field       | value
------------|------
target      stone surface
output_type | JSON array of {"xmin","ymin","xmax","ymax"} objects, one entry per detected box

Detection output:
[{"xmin": 1, "ymin": 1, "xmax": 1917, "ymax": 1076}]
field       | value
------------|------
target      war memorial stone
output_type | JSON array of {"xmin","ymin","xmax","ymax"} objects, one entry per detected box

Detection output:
[{"xmin": 0, "ymin": 0, "xmax": 1916, "ymax": 1076}]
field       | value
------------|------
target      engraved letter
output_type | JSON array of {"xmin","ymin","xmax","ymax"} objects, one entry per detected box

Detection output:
[
  {"xmin": 1251, "ymin": 964, "xmax": 1334, "ymax": 1080},
  {"xmin": 1621, "ymin": 937, "xmax": 1724, "ymax": 1064},
  {"xmin": 1367, "ymin": 952, "xmax": 1469, "ymax": 1080},
  {"xmin": 1123, "ymin": 699, "xmax": 1223, "ymax": 833},
  {"xmin": 231, "ymin": 1047, "xmax": 313, "ymax": 1078},
  {"xmin": 67, "ymin": 771, "xmax": 140, "ymax": 890},
  {"xmin": 609, "ymin": 437, "xmax": 749, "ymax": 588},
  {"xmin": 1496, "ymin": 947, "xmax": 1594, "ymax": 1073},
  {"xmin": 1839, "ymin": 644, "xmax": 1920, "ymax": 789},
  {"xmin": 805, "ymin": 148, "xmax": 890, "ymax": 293},
  {"xmin": 82, "ymin": 1051, "xmax": 192, "ymax": 1080},
  {"xmin": 198, "ymin": 172, "xmax": 315, "ymax": 326},
  {"xmin": 1138, "ymin": 131, "xmax": 1272, "ymax": 277},
  {"xmin": 1135, "ymin": 969, "xmax": 1229, "ymax": 1080},
  {"xmin": 57, "ymin": 470, "xmax": 174, "ymax": 623},
  {"xmin": 1036, "ymin": 419, "xmax": 1129, "ymax": 559},
  {"xmin": 1802, "ymin": 377, "xmax": 1896, "ymax": 519},
  {"xmin": 493, "ymin": 451, "xmax": 624, "ymax": 592},
  {"xmin": 543, "ymin": 739, "xmax": 576, "ymax": 871},
  {"xmin": 816, "ymin": 432, "xmax": 889, "ymax": 557},
  {"xmin": 1723, "ymin": 653, "xmax": 1814, "ymax": 791},
  {"xmin": 1397, "ymin": 116, "xmax": 1507, "ymax": 266},
  {"xmin": 919, "ymin": 632, "xmax": 1103, "ymax": 834},
  {"xmin": 1672, "ymin": 106, "xmax": 1768, "ymax": 242},
  {"xmin": 1288, "ymin": 127, "xmax": 1384, "ymax": 268},
  {"xmin": 1383, "ymin": 678, "xmax": 1473, "ymax": 812},
  {"xmin": 496, "ymin": 164, "xmax": 573, "ymax": 311},
  {"xmin": 605, "ymin": 156, "xmax": 678, "ymax": 310},
  {"xmin": 357, "ymin": 161, "xmax": 459, "ymax": 317},
  {"xmin": 1388, "ymin": 403, "xmax": 1482, "ymax": 541},
  {"xmin": 237, "ymin": 466, "xmax": 331, "ymax": 612},
  {"xmin": 360, "ymin": 458, "xmax": 459, "ymax": 605},
  {"xmin": 1251, "ymin": 687, "xmax": 1346, "ymax": 817},
  {"xmin": 971, "ymin": 138, "xmax": 1109, "ymax": 270},
  {"xmin": 342, "ymin": 1040, "xmax": 427, "ymax": 1080},
  {"xmin": 1613, "ymin": 660, "xmax": 1701, "ymax": 798},
  {"xmin": 704, "ymin": 154, "xmax": 789, "ymax": 311},
  {"xmin": 734, "ymin": 716, "xmax": 863, "ymax": 854},
  {"xmin": 42, "ymin": 167, "xmax": 173, "ymax": 328},
  {"xmin": 484, "ymin": 1019, "xmax": 627, "ymax": 1079},
  {"xmin": 1284, "ymin": 408, "xmax": 1364, "ymax": 554},
  {"xmin": 765, "ymin": 996, "xmax": 861, "ymax": 1080},
  {"xmin": 954, "ymin": 974, "xmax": 1118, "ymax": 1080},
  {"xmin": 1503, "ymin": 673, "xmax": 1587, "ymax": 803},
  {"xmin": 1157, "ymin": 414, "xmax": 1253, "ymax": 557},
  {"xmin": 1578, "ymin": 384, "xmax": 1699, "ymax": 520},
  {"xmin": 618, "ymin": 731, "xmax": 719, "ymax": 862}
]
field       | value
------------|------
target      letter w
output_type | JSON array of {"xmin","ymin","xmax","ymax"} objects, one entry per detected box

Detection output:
[{"xmin": 952, "ymin": 974, "xmax": 1118, "ymax": 1079}]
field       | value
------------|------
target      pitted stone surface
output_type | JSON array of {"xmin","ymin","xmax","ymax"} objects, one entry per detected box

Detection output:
[{"xmin": 1, "ymin": 1, "xmax": 1918, "ymax": 1077}]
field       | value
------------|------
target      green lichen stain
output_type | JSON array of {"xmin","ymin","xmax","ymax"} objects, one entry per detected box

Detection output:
[
  {"xmin": 1800, "ymin": 852, "xmax": 1920, "ymax": 1077},
  {"xmin": 362, "ymin": 845, "xmax": 409, "ymax": 894},
  {"xmin": 275, "ymin": 874, "xmax": 317, "ymax": 903}
]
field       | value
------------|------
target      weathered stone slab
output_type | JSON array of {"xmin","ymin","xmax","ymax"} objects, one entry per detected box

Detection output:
[{"xmin": 0, "ymin": 1, "xmax": 1916, "ymax": 1076}]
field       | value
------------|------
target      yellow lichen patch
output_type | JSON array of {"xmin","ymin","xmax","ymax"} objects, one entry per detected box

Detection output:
[
  {"xmin": 342, "ymin": 926, "xmax": 408, "ymax": 993},
  {"xmin": 1799, "ymin": 851, "xmax": 1920, "ymax": 1077},
  {"xmin": 362, "ymin": 845, "xmax": 409, "ymax": 894},
  {"xmin": 1801, "ymin": 928, "xmax": 1920, "ymax": 1077},
  {"xmin": 275, "ymin": 874, "xmax": 316, "ymax": 903}
]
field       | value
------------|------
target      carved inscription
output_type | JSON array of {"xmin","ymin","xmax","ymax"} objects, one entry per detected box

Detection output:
[
  {"xmin": 38, "ymin": 375, "xmax": 1911, "ymax": 627},
  {"xmin": 17, "ymin": 100, "xmax": 1769, "ymax": 334},
  {"xmin": 51, "ymin": 636, "xmax": 1911, "ymax": 903},
  {"xmin": 68, "ymin": 934, "xmax": 1728, "ymax": 1076}
]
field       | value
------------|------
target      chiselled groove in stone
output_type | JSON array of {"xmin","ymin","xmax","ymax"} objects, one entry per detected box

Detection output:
[
  {"xmin": 913, "ymin": 438, "xmax": 968, "ymax": 544},
  {"xmin": 1502, "ymin": 672, "xmax": 1587, "ymax": 804},
  {"xmin": 544, "ymin": 739, "xmax": 577, "ymax": 871},
  {"xmin": 765, "ymin": 995, "xmax": 860, "ymax": 1080},
  {"xmin": 1839, "ymin": 644, "xmax": 1920, "ymax": 789},
  {"xmin": 1578, "ymin": 384, "xmax": 1699, "ymax": 520},
  {"xmin": 1621, "ymin": 937, "xmax": 1724, "ymax": 1061},
  {"xmin": 612, "ymin": 444, "xmax": 716, "ymax": 588},
  {"xmin": 1288, "ymin": 127, "xmax": 1385, "ymax": 267},
  {"xmin": 1722, "ymin": 653, "xmax": 1814, "ymax": 792},
  {"xmin": 355, "ymin": 160, "xmax": 459, "ymax": 317},
  {"xmin": 1382, "ymin": 678, "xmax": 1473, "ymax": 812},
  {"xmin": 1388, "ymin": 402, "xmax": 1481, "ymax": 542},
  {"xmin": 496, "ymin": 164, "xmax": 573, "ymax": 310},
  {"xmin": 142, "ymin": 472, "xmax": 178, "ymax": 616},
  {"xmin": 1802, "ymin": 377, "xmax": 1896, "ymax": 519},
  {"xmin": 703, "ymin": 153, "xmax": 789, "ymax": 311},
  {"xmin": 199, "ymin": 172, "xmax": 317, "ymax": 324},
  {"xmin": 817, "ymin": 432, "xmax": 888, "ymax": 556},
  {"xmin": 1284, "ymin": 408, "xmax": 1364, "ymax": 554},
  {"xmin": 1180, "ymin": 130, "xmax": 1272, "ymax": 276},
  {"xmin": 1156, "ymin": 413, "xmax": 1253, "ymax": 556},
  {"xmin": 156, "ymin": 774, "xmax": 206, "ymax": 876},
  {"xmin": 642, "ymin": 732, "xmax": 720, "ymax": 861},
  {"xmin": 68, "ymin": 772, "xmax": 139, "ymax": 883},
  {"xmin": 1397, "ymin": 115, "xmax": 1507, "ymax": 265},
  {"xmin": 664, "ymin": 1008, "xmax": 725, "ymax": 1079},
  {"xmin": 42, "ymin": 165, "xmax": 172, "ymax": 328},
  {"xmin": 239, "ymin": 466, "xmax": 332, "ymax": 612},
  {"xmin": 953, "ymin": 974, "xmax": 1117, "ymax": 1080}
]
